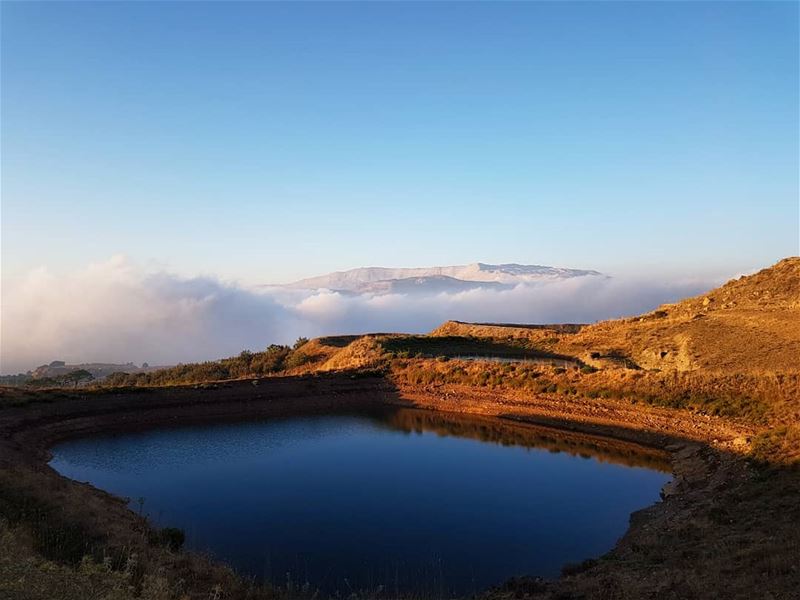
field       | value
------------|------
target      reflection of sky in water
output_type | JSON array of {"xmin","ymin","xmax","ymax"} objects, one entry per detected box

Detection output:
[
  {"xmin": 54, "ymin": 418, "xmax": 370, "ymax": 475},
  {"xmin": 51, "ymin": 410, "xmax": 670, "ymax": 596}
]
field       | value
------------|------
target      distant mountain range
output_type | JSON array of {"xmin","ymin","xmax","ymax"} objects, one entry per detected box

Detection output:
[
  {"xmin": 280, "ymin": 263, "xmax": 603, "ymax": 295},
  {"xmin": 0, "ymin": 360, "xmax": 169, "ymax": 385}
]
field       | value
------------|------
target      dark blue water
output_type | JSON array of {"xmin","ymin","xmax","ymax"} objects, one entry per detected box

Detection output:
[{"xmin": 49, "ymin": 408, "xmax": 670, "ymax": 596}]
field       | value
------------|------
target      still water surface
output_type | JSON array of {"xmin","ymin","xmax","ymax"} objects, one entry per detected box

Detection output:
[{"xmin": 50, "ymin": 408, "xmax": 670, "ymax": 596}]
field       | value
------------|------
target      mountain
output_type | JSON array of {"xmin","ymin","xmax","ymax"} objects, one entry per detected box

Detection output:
[
  {"xmin": 283, "ymin": 263, "xmax": 602, "ymax": 294},
  {"xmin": 354, "ymin": 275, "xmax": 513, "ymax": 295}
]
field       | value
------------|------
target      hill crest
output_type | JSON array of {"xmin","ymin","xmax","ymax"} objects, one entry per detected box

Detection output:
[
  {"xmin": 281, "ymin": 262, "xmax": 602, "ymax": 293},
  {"xmin": 431, "ymin": 257, "xmax": 800, "ymax": 373}
]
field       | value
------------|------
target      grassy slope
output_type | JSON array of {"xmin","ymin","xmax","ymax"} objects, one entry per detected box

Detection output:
[
  {"xmin": 434, "ymin": 257, "xmax": 800, "ymax": 374},
  {"xmin": 419, "ymin": 258, "xmax": 800, "ymax": 464}
]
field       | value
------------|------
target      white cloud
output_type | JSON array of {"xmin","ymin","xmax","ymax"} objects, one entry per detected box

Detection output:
[{"xmin": 0, "ymin": 256, "xmax": 718, "ymax": 374}]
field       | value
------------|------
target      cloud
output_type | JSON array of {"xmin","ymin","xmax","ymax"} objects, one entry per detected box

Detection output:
[
  {"xmin": 0, "ymin": 256, "xmax": 718, "ymax": 374},
  {"xmin": 1, "ymin": 256, "xmax": 301, "ymax": 373}
]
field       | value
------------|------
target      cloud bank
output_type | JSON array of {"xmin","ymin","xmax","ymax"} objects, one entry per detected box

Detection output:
[{"xmin": 1, "ymin": 256, "xmax": 718, "ymax": 374}]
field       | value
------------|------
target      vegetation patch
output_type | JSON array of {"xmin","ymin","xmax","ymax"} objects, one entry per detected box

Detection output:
[
  {"xmin": 103, "ymin": 339, "xmax": 311, "ymax": 387},
  {"xmin": 391, "ymin": 359, "xmax": 792, "ymax": 424},
  {"xmin": 380, "ymin": 335, "xmax": 571, "ymax": 362},
  {"xmin": 0, "ymin": 482, "xmax": 104, "ymax": 566},
  {"xmin": 750, "ymin": 425, "xmax": 800, "ymax": 467}
]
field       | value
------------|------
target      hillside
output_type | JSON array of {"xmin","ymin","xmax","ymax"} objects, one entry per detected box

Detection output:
[
  {"xmin": 559, "ymin": 257, "xmax": 800, "ymax": 372},
  {"xmin": 88, "ymin": 259, "xmax": 799, "ymax": 398},
  {"xmin": 434, "ymin": 258, "xmax": 800, "ymax": 373}
]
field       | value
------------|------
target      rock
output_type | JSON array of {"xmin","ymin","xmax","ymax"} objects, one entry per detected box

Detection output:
[{"xmin": 661, "ymin": 479, "xmax": 681, "ymax": 499}]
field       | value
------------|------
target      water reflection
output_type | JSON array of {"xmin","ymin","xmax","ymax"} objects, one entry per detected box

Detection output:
[
  {"xmin": 380, "ymin": 408, "xmax": 672, "ymax": 472},
  {"xmin": 50, "ymin": 406, "xmax": 671, "ymax": 596}
]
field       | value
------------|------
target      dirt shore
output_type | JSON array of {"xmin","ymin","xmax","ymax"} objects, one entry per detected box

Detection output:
[{"xmin": 1, "ymin": 374, "xmax": 795, "ymax": 600}]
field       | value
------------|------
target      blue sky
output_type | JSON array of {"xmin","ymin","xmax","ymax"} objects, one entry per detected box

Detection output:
[{"xmin": 2, "ymin": 1, "xmax": 798, "ymax": 284}]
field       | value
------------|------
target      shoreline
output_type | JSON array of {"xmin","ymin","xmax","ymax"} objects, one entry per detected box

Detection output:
[{"xmin": 0, "ymin": 374, "xmax": 769, "ymax": 598}]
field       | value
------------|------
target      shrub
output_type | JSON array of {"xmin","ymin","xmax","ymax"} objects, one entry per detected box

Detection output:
[
  {"xmin": 0, "ymin": 484, "xmax": 101, "ymax": 565},
  {"xmin": 285, "ymin": 351, "xmax": 312, "ymax": 370},
  {"xmin": 155, "ymin": 527, "xmax": 185, "ymax": 552}
]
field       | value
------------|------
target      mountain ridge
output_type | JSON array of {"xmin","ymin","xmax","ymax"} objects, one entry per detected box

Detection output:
[{"xmin": 281, "ymin": 262, "xmax": 602, "ymax": 293}]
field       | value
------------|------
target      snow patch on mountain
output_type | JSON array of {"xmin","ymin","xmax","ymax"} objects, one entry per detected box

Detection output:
[{"xmin": 281, "ymin": 263, "xmax": 603, "ymax": 294}]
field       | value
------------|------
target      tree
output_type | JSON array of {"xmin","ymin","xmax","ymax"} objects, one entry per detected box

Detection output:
[{"xmin": 63, "ymin": 369, "xmax": 94, "ymax": 388}]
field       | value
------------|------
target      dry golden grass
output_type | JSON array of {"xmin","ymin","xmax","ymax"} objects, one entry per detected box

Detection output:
[
  {"xmin": 318, "ymin": 336, "xmax": 387, "ymax": 371},
  {"xmin": 433, "ymin": 258, "xmax": 800, "ymax": 374},
  {"xmin": 558, "ymin": 257, "xmax": 800, "ymax": 373},
  {"xmin": 390, "ymin": 358, "xmax": 798, "ymax": 427}
]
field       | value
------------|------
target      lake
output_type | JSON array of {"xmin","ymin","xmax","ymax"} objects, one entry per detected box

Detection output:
[{"xmin": 50, "ymin": 407, "xmax": 670, "ymax": 596}]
